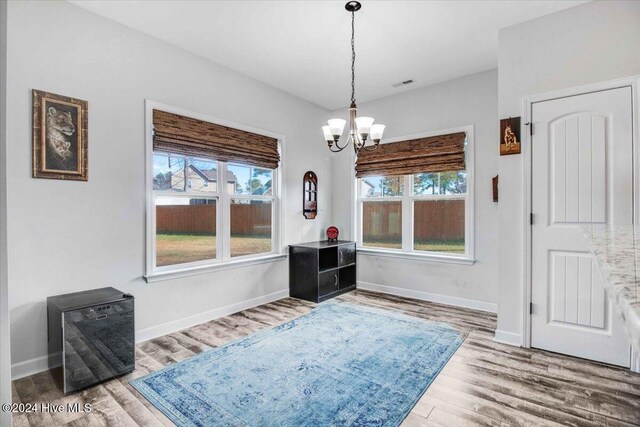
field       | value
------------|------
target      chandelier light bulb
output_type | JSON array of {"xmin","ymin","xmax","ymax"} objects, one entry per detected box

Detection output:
[
  {"xmin": 322, "ymin": 126, "xmax": 334, "ymax": 144},
  {"xmin": 355, "ymin": 116, "xmax": 374, "ymax": 139},
  {"xmin": 370, "ymin": 124, "xmax": 385, "ymax": 143},
  {"xmin": 328, "ymin": 119, "xmax": 347, "ymax": 139}
]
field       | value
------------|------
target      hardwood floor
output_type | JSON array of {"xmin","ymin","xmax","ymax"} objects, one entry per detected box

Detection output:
[{"xmin": 11, "ymin": 290, "xmax": 640, "ymax": 426}]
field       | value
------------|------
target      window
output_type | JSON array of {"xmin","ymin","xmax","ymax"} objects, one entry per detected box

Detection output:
[
  {"xmin": 356, "ymin": 127, "xmax": 473, "ymax": 261},
  {"xmin": 146, "ymin": 104, "xmax": 282, "ymax": 280},
  {"xmin": 150, "ymin": 153, "xmax": 278, "ymax": 273}
]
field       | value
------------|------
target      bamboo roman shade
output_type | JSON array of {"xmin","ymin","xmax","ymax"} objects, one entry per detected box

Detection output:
[
  {"xmin": 355, "ymin": 132, "xmax": 466, "ymax": 178},
  {"xmin": 153, "ymin": 110, "xmax": 280, "ymax": 169}
]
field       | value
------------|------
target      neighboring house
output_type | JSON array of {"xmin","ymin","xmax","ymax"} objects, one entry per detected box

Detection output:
[
  {"xmin": 170, "ymin": 164, "xmax": 238, "ymax": 194},
  {"xmin": 253, "ymin": 179, "xmax": 273, "ymax": 196},
  {"xmin": 360, "ymin": 179, "xmax": 378, "ymax": 197}
]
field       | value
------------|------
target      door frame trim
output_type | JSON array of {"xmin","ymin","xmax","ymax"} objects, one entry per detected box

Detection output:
[{"xmin": 521, "ymin": 76, "xmax": 640, "ymax": 351}]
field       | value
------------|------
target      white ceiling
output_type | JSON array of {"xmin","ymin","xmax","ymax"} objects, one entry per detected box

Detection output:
[{"xmin": 70, "ymin": 0, "xmax": 585, "ymax": 110}]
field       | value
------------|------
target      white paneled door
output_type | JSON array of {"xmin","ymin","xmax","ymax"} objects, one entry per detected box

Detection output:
[{"xmin": 531, "ymin": 87, "xmax": 632, "ymax": 367}]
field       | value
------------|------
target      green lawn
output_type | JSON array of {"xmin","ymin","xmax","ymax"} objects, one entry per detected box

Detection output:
[
  {"xmin": 363, "ymin": 239, "xmax": 465, "ymax": 254},
  {"xmin": 415, "ymin": 239, "xmax": 465, "ymax": 254},
  {"xmin": 156, "ymin": 234, "xmax": 271, "ymax": 266},
  {"xmin": 157, "ymin": 234, "xmax": 464, "ymax": 267}
]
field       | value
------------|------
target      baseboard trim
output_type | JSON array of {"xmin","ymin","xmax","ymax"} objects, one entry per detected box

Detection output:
[
  {"xmin": 493, "ymin": 329, "xmax": 523, "ymax": 347},
  {"xmin": 357, "ymin": 281, "xmax": 497, "ymax": 313},
  {"xmin": 11, "ymin": 289, "xmax": 289, "ymax": 380},
  {"xmin": 11, "ymin": 354, "xmax": 49, "ymax": 381},
  {"xmin": 135, "ymin": 289, "xmax": 288, "ymax": 343}
]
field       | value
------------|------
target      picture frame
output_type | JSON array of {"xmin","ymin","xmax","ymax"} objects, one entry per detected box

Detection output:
[
  {"xmin": 32, "ymin": 89, "xmax": 88, "ymax": 181},
  {"xmin": 499, "ymin": 116, "xmax": 521, "ymax": 156}
]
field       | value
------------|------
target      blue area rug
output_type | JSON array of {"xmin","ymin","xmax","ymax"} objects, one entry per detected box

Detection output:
[{"xmin": 130, "ymin": 301, "xmax": 464, "ymax": 426}]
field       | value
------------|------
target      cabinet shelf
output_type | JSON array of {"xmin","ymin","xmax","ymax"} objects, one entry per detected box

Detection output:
[{"xmin": 318, "ymin": 262, "xmax": 355, "ymax": 274}]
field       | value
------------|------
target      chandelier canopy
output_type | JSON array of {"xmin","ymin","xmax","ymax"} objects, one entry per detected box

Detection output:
[{"xmin": 322, "ymin": 1, "xmax": 385, "ymax": 154}]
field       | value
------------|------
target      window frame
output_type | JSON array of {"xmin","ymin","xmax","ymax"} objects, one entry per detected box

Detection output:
[
  {"xmin": 355, "ymin": 125, "xmax": 475, "ymax": 265},
  {"xmin": 144, "ymin": 101, "xmax": 285, "ymax": 282}
]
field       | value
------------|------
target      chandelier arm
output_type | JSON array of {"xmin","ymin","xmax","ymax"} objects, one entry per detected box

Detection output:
[
  {"xmin": 352, "ymin": 133, "xmax": 367, "ymax": 154},
  {"xmin": 356, "ymin": 137, "xmax": 376, "ymax": 152},
  {"xmin": 331, "ymin": 135, "xmax": 351, "ymax": 152},
  {"xmin": 329, "ymin": 141, "xmax": 348, "ymax": 153},
  {"xmin": 361, "ymin": 142, "xmax": 379, "ymax": 152}
]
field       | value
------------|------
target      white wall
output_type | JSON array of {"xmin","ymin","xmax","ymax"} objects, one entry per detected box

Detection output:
[
  {"xmin": 331, "ymin": 70, "xmax": 499, "ymax": 309},
  {"xmin": 6, "ymin": 0, "xmax": 333, "ymax": 377},
  {"xmin": 497, "ymin": 0, "xmax": 640, "ymax": 339},
  {"xmin": 1, "ymin": 0, "xmax": 13, "ymax": 422}
]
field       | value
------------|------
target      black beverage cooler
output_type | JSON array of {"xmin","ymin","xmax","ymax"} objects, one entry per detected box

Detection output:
[{"xmin": 47, "ymin": 287, "xmax": 135, "ymax": 394}]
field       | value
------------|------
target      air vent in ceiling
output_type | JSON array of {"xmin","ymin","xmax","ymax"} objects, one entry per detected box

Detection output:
[{"xmin": 391, "ymin": 79, "xmax": 415, "ymax": 88}]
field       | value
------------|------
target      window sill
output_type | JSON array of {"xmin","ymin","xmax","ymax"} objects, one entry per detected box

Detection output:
[
  {"xmin": 144, "ymin": 253, "xmax": 287, "ymax": 283},
  {"xmin": 356, "ymin": 248, "xmax": 476, "ymax": 265}
]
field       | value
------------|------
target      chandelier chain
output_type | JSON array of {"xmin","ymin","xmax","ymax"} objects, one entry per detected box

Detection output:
[{"xmin": 351, "ymin": 10, "xmax": 356, "ymax": 104}]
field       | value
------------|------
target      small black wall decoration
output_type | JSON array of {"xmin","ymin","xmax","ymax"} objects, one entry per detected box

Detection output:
[
  {"xmin": 303, "ymin": 171, "xmax": 318, "ymax": 219},
  {"xmin": 500, "ymin": 116, "xmax": 521, "ymax": 156},
  {"xmin": 492, "ymin": 175, "xmax": 499, "ymax": 202}
]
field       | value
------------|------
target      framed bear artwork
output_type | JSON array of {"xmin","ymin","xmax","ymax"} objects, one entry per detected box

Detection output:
[{"xmin": 32, "ymin": 90, "xmax": 88, "ymax": 181}]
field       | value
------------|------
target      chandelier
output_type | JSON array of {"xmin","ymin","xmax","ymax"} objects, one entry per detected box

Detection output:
[{"xmin": 322, "ymin": 1, "xmax": 385, "ymax": 153}]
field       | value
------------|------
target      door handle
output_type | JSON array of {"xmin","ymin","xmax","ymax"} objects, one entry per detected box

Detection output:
[{"xmin": 334, "ymin": 275, "xmax": 338, "ymax": 287}]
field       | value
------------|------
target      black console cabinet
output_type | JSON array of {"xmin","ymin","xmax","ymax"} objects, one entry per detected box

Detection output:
[
  {"xmin": 289, "ymin": 241, "xmax": 357, "ymax": 303},
  {"xmin": 47, "ymin": 287, "xmax": 135, "ymax": 394}
]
